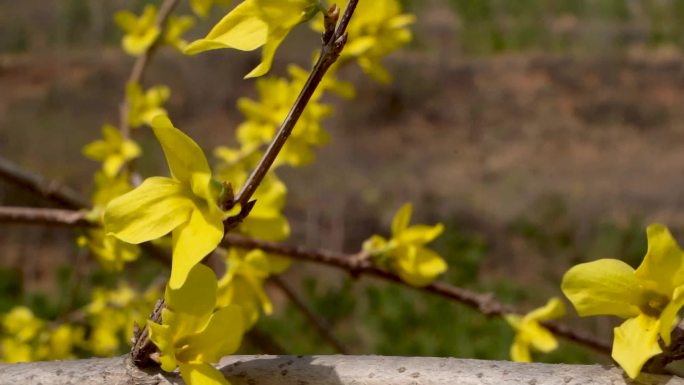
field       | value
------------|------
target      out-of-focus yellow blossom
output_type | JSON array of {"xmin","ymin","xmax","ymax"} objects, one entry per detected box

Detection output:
[
  {"xmin": 288, "ymin": 64, "xmax": 356, "ymax": 100},
  {"xmin": 504, "ymin": 297, "xmax": 565, "ymax": 362},
  {"xmin": 126, "ymin": 82, "xmax": 170, "ymax": 129},
  {"xmin": 312, "ymin": 0, "xmax": 415, "ymax": 83},
  {"xmin": 164, "ymin": 15, "xmax": 196, "ymax": 51},
  {"xmin": 105, "ymin": 115, "xmax": 227, "ymax": 289},
  {"xmin": 217, "ymin": 248, "xmax": 290, "ymax": 328},
  {"xmin": 363, "ymin": 203, "xmax": 446, "ymax": 287},
  {"xmin": 184, "ymin": 0, "xmax": 320, "ymax": 78},
  {"xmin": 236, "ymin": 72, "xmax": 332, "ymax": 167},
  {"xmin": 0, "ymin": 307, "xmax": 83, "ymax": 363},
  {"xmin": 190, "ymin": 0, "xmax": 232, "ymax": 18},
  {"xmin": 148, "ymin": 264, "xmax": 243, "ymax": 385},
  {"xmin": 214, "ymin": 148, "xmax": 290, "ymax": 242},
  {"xmin": 81, "ymin": 171, "xmax": 140, "ymax": 270},
  {"xmin": 82, "ymin": 124, "xmax": 141, "ymax": 177},
  {"xmin": 114, "ymin": 5, "xmax": 160, "ymax": 56},
  {"xmin": 562, "ymin": 224, "xmax": 684, "ymax": 379},
  {"xmin": 86, "ymin": 283, "xmax": 160, "ymax": 356}
]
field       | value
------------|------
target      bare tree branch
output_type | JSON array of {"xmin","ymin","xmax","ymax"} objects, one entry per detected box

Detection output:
[
  {"xmin": 0, "ymin": 206, "xmax": 92, "ymax": 227},
  {"xmin": 270, "ymin": 275, "xmax": 349, "ymax": 354},
  {"xmin": 0, "ymin": 156, "xmax": 89, "ymax": 209}
]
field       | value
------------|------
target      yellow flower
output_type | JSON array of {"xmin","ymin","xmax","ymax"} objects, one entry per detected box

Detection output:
[
  {"xmin": 184, "ymin": 0, "xmax": 319, "ymax": 78},
  {"xmin": 504, "ymin": 297, "xmax": 565, "ymax": 362},
  {"xmin": 363, "ymin": 203, "xmax": 446, "ymax": 287},
  {"xmin": 163, "ymin": 15, "xmax": 196, "ymax": 51},
  {"xmin": 82, "ymin": 124, "xmax": 141, "ymax": 177},
  {"xmin": 126, "ymin": 82, "xmax": 170, "ymax": 129},
  {"xmin": 114, "ymin": 5, "xmax": 160, "ymax": 56},
  {"xmin": 217, "ymin": 248, "xmax": 291, "ymax": 328},
  {"xmin": 312, "ymin": 0, "xmax": 415, "ymax": 83},
  {"xmin": 562, "ymin": 224, "xmax": 684, "ymax": 378},
  {"xmin": 104, "ymin": 115, "xmax": 225, "ymax": 289},
  {"xmin": 148, "ymin": 264, "xmax": 243, "ymax": 385},
  {"xmin": 84, "ymin": 229, "xmax": 140, "ymax": 271},
  {"xmin": 235, "ymin": 72, "xmax": 332, "ymax": 166},
  {"xmin": 189, "ymin": 0, "xmax": 233, "ymax": 18}
]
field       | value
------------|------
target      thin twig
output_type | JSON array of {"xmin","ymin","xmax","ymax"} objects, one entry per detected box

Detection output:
[
  {"xmin": 232, "ymin": 1, "xmax": 357, "ymax": 209},
  {"xmin": 270, "ymin": 275, "xmax": 349, "ymax": 354},
  {"xmin": 221, "ymin": 233, "xmax": 612, "ymax": 355},
  {"xmin": 0, "ymin": 206, "xmax": 612, "ymax": 355},
  {"xmin": 119, "ymin": 0, "xmax": 180, "ymax": 139},
  {"xmin": 0, "ymin": 206, "xmax": 92, "ymax": 227},
  {"xmin": 0, "ymin": 156, "xmax": 89, "ymax": 209}
]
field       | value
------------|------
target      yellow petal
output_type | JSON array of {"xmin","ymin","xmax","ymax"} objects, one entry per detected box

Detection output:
[
  {"xmin": 179, "ymin": 363, "xmax": 230, "ymax": 385},
  {"xmin": 180, "ymin": 305, "xmax": 244, "ymax": 363},
  {"xmin": 239, "ymin": 215, "xmax": 290, "ymax": 241},
  {"xmin": 104, "ymin": 177, "xmax": 193, "ymax": 244},
  {"xmin": 244, "ymin": 27, "xmax": 288, "ymax": 78},
  {"xmin": 510, "ymin": 336, "xmax": 531, "ymax": 362},
  {"xmin": 147, "ymin": 321, "xmax": 177, "ymax": 372},
  {"xmin": 612, "ymin": 314, "xmax": 662, "ymax": 379},
  {"xmin": 391, "ymin": 203, "xmax": 412, "ymax": 236},
  {"xmin": 184, "ymin": 1, "xmax": 267, "ymax": 54},
  {"xmin": 169, "ymin": 207, "xmax": 224, "ymax": 289},
  {"xmin": 165, "ymin": 264, "xmax": 217, "ymax": 319},
  {"xmin": 398, "ymin": 223, "xmax": 444, "ymax": 245},
  {"xmin": 635, "ymin": 224, "xmax": 684, "ymax": 294},
  {"xmin": 561, "ymin": 259, "xmax": 641, "ymax": 318},
  {"xmin": 151, "ymin": 115, "xmax": 211, "ymax": 185},
  {"xmin": 659, "ymin": 285, "xmax": 684, "ymax": 345},
  {"xmin": 395, "ymin": 246, "xmax": 447, "ymax": 287},
  {"xmin": 525, "ymin": 297, "xmax": 565, "ymax": 322},
  {"xmin": 523, "ymin": 322, "xmax": 558, "ymax": 353}
]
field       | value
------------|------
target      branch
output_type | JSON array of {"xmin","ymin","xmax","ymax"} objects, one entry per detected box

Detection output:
[
  {"xmin": 0, "ymin": 156, "xmax": 89, "ymax": 209},
  {"xmin": 270, "ymin": 275, "xmax": 349, "ymax": 354},
  {"xmin": 233, "ymin": 1, "xmax": 357, "ymax": 208},
  {"xmin": 0, "ymin": 206, "xmax": 92, "ymax": 227},
  {"xmin": 222, "ymin": 234, "xmax": 612, "ymax": 355},
  {"xmin": 0, "ymin": 355, "xmax": 680, "ymax": 385},
  {"xmin": 119, "ymin": 0, "xmax": 180, "ymax": 139},
  {"xmin": 0, "ymin": 206, "xmax": 612, "ymax": 355}
]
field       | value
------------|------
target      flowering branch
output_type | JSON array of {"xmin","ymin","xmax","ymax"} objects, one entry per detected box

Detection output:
[
  {"xmin": 232, "ymin": 0, "xmax": 357, "ymax": 209},
  {"xmin": 0, "ymin": 204, "xmax": 611, "ymax": 355},
  {"xmin": 119, "ymin": 0, "xmax": 180, "ymax": 139}
]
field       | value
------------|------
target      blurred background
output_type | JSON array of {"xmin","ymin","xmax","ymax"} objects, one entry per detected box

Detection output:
[{"xmin": 2, "ymin": 0, "xmax": 684, "ymax": 364}]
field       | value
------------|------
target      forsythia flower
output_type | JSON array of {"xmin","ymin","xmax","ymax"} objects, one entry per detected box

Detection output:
[
  {"xmin": 217, "ymin": 248, "xmax": 291, "ymax": 328},
  {"xmin": 114, "ymin": 5, "xmax": 160, "ymax": 56},
  {"xmin": 190, "ymin": 0, "xmax": 233, "ymax": 18},
  {"xmin": 163, "ymin": 15, "xmax": 196, "ymax": 51},
  {"xmin": 86, "ymin": 283, "xmax": 160, "ymax": 356},
  {"xmin": 82, "ymin": 171, "xmax": 140, "ymax": 270},
  {"xmin": 235, "ymin": 72, "xmax": 332, "ymax": 167},
  {"xmin": 562, "ymin": 224, "xmax": 684, "ymax": 378},
  {"xmin": 363, "ymin": 203, "xmax": 446, "ymax": 287},
  {"xmin": 127, "ymin": 82, "xmax": 170, "ymax": 129},
  {"xmin": 313, "ymin": 0, "xmax": 415, "ymax": 83},
  {"xmin": 104, "ymin": 115, "xmax": 226, "ymax": 289},
  {"xmin": 149, "ymin": 264, "xmax": 243, "ymax": 385},
  {"xmin": 0, "ymin": 307, "xmax": 83, "ymax": 363},
  {"xmin": 82, "ymin": 124, "xmax": 141, "ymax": 177},
  {"xmin": 184, "ymin": 0, "xmax": 320, "ymax": 78},
  {"xmin": 504, "ymin": 297, "xmax": 565, "ymax": 362}
]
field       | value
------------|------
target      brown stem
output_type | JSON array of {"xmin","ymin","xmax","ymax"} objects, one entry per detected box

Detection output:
[
  {"xmin": 0, "ymin": 156, "xmax": 89, "ymax": 209},
  {"xmin": 0, "ymin": 206, "xmax": 92, "ymax": 227},
  {"xmin": 270, "ymin": 275, "xmax": 349, "ymax": 354},
  {"xmin": 119, "ymin": 0, "xmax": 180, "ymax": 139},
  {"xmin": 232, "ymin": 1, "xmax": 358, "ymax": 209},
  {"xmin": 0, "ymin": 205, "xmax": 612, "ymax": 355}
]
